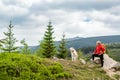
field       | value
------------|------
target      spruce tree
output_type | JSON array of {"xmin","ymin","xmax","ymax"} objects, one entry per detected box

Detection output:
[
  {"xmin": 1, "ymin": 21, "xmax": 18, "ymax": 53},
  {"xmin": 57, "ymin": 33, "xmax": 68, "ymax": 59},
  {"xmin": 20, "ymin": 39, "xmax": 30, "ymax": 54},
  {"xmin": 0, "ymin": 39, "xmax": 5, "ymax": 52},
  {"xmin": 41, "ymin": 21, "xmax": 56, "ymax": 58},
  {"xmin": 0, "ymin": 39, "xmax": 5, "ymax": 47}
]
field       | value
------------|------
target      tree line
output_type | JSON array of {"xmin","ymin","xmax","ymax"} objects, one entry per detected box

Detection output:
[{"xmin": 0, "ymin": 21, "xmax": 69, "ymax": 59}]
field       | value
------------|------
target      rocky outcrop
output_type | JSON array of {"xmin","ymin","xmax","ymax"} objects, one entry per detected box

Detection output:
[
  {"xmin": 102, "ymin": 54, "xmax": 120, "ymax": 79},
  {"xmin": 103, "ymin": 54, "xmax": 120, "ymax": 71}
]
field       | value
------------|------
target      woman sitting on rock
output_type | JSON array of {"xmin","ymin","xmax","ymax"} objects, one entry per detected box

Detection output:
[{"xmin": 92, "ymin": 41, "xmax": 105, "ymax": 67}]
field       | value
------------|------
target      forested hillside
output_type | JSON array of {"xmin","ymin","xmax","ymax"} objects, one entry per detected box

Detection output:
[
  {"xmin": 66, "ymin": 35, "xmax": 120, "ymax": 49},
  {"xmin": 107, "ymin": 43, "xmax": 120, "ymax": 62},
  {"xmin": 30, "ymin": 35, "xmax": 120, "ymax": 52}
]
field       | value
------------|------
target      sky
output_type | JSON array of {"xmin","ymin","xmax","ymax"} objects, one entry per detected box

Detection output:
[{"xmin": 0, "ymin": 0, "xmax": 120, "ymax": 46}]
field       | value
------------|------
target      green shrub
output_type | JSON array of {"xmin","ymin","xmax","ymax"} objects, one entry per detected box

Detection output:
[
  {"xmin": 0, "ymin": 53, "xmax": 71, "ymax": 80},
  {"xmin": 55, "ymin": 72, "xmax": 72, "ymax": 79},
  {"xmin": 48, "ymin": 63, "xmax": 63, "ymax": 74}
]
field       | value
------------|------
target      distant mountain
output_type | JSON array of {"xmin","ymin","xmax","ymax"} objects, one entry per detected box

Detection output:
[
  {"xmin": 29, "ymin": 46, "xmax": 39, "ymax": 53},
  {"xmin": 66, "ymin": 36, "xmax": 83, "ymax": 41},
  {"xmin": 66, "ymin": 35, "xmax": 120, "ymax": 49},
  {"xmin": 30, "ymin": 35, "xmax": 120, "ymax": 52}
]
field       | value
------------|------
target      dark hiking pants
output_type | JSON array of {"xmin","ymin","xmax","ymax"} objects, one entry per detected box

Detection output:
[{"xmin": 92, "ymin": 54, "xmax": 104, "ymax": 67}]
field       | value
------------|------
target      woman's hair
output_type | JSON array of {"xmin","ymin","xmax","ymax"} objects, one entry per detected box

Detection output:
[{"xmin": 96, "ymin": 40, "xmax": 101, "ymax": 45}]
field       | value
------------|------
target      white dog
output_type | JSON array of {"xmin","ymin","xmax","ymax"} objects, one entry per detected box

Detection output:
[{"xmin": 70, "ymin": 47, "xmax": 78, "ymax": 61}]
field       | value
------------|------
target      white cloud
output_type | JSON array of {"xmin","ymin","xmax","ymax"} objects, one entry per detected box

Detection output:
[
  {"xmin": 14, "ymin": 26, "xmax": 45, "ymax": 46},
  {"xmin": 29, "ymin": 14, "xmax": 49, "ymax": 26},
  {"xmin": 105, "ymin": 5, "xmax": 120, "ymax": 14},
  {"xmin": 0, "ymin": 1, "xmax": 29, "ymax": 17},
  {"xmin": 90, "ymin": 10, "xmax": 120, "ymax": 22},
  {"xmin": 0, "ymin": 0, "xmax": 120, "ymax": 46}
]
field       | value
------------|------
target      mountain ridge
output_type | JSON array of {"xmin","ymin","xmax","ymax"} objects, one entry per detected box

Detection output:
[
  {"xmin": 30, "ymin": 35, "xmax": 120, "ymax": 52},
  {"xmin": 66, "ymin": 35, "xmax": 120, "ymax": 49}
]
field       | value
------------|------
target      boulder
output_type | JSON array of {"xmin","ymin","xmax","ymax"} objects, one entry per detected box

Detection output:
[
  {"xmin": 79, "ymin": 58, "xmax": 86, "ymax": 64},
  {"xmin": 90, "ymin": 57, "xmax": 101, "ymax": 64},
  {"xmin": 103, "ymin": 54, "xmax": 120, "ymax": 71}
]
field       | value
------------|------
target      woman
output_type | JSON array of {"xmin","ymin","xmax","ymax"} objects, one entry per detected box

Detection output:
[{"xmin": 92, "ymin": 41, "xmax": 105, "ymax": 67}]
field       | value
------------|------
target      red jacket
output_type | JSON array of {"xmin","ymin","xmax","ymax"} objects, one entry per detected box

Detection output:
[{"xmin": 94, "ymin": 44, "xmax": 105, "ymax": 54}]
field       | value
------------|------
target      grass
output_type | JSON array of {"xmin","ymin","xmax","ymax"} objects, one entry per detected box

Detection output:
[
  {"xmin": 0, "ymin": 53, "xmax": 112, "ymax": 80},
  {"xmin": 55, "ymin": 59, "xmax": 111, "ymax": 80}
]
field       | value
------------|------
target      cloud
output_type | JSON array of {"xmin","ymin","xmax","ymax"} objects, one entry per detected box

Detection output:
[
  {"xmin": 14, "ymin": 26, "xmax": 45, "ymax": 46},
  {"xmin": 0, "ymin": 1, "xmax": 29, "ymax": 17},
  {"xmin": 30, "ymin": 0, "xmax": 120, "ymax": 12},
  {"xmin": 0, "ymin": 0, "xmax": 120, "ymax": 46},
  {"xmin": 106, "ymin": 5, "xmax": 120, "ymax": 15},
  {"xmin": 88, "ymin": 9, "xmax": 120, "ymax": 29}
]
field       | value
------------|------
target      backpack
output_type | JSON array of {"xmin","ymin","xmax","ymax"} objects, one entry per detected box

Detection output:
[{"xmin": 101, "ymin": 44, "xmax": 106, "ymax": 53}]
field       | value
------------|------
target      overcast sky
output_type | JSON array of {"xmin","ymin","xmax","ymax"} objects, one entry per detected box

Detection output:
[{"xmin": 0, "ymin": 0, "xmax": 120, "ymax": 46}]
